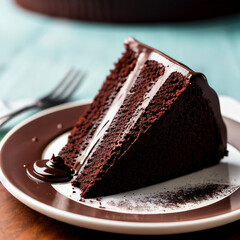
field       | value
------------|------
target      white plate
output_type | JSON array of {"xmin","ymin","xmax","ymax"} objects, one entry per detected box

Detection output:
[{"xmin": 0, "ymin": 97, "xmax": 240, "ymax": 235}]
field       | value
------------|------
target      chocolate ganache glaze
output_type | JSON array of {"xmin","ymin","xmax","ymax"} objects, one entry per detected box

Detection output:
[
  {"xmin": 128, "ymin": 38, "xmax": 227, "ymax": 155},
  {"xmin": 26, "ymin": 154, "xmax": 74, "ymax": 183}
]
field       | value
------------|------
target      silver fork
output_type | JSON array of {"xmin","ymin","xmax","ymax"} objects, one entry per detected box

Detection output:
[{"xmin": 0, "ymin": 68, "xmax": 85, "ymax": 128}]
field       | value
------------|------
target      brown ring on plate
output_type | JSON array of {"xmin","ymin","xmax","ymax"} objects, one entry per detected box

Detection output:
[{"xmin": 1, "ymin": 101, "xmax": 240, "ymax": 223}]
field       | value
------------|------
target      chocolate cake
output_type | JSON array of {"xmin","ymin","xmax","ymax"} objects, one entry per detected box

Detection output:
[{"xmin": 59, "ymin": 37, "xmax": 227, "ymax": 198}]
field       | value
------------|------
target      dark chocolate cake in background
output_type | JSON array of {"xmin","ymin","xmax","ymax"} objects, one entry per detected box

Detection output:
[
  {"xmin": 16, "ymin": 0, "xmax": 240, "ymax": 23},
  {"xmin": 59, "ymin": 37, "xmax": 227, "ymax": 198}
]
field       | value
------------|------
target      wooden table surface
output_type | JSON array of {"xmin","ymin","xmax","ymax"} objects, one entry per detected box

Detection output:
[{"xmin": 0, "ymin": 183, "xmax": 240, "ymax": 240}]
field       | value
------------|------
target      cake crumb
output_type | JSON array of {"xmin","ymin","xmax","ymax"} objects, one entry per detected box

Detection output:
[
  {"xmin": 32, "ymin": 137, "xmax": 38, "ymax": 142},
  {"xmin": 98, "ymin": 201, "xmax": 105, "ymax": 209},
  {"xmin": 57, "ymin": 123, "xmax": 63, "ymax": 129}
]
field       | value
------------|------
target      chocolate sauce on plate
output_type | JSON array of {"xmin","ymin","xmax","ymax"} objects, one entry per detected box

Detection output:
[{"xmin": 26, "ymin": 154, "xmax": 74, "ymax": 183}]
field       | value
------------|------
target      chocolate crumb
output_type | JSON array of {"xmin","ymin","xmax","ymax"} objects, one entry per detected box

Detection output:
[
  {"xmin": 106, "ymin": 184, "xmax": 238, "ymax": 212},
  {"xmin": 32, "ymin": 137, "xmax": 38, "ymax": 142},
  {"xmin": 98, "ymin": 201, "xmax": 105, "ymax": 209}
]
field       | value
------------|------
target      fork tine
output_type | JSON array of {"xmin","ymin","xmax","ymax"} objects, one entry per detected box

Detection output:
[
  {"xmin": 50, "ymin": 70, "xmax": 84, "ymax": 101},
  {"xmin": 49, "ymin": 69, "xmax": 79, "ymax": 99},
  {"xmin": 59, "ymin": 71, "xmax": 85, "ymax": 100},
  {"xmin": 47, "ymin": 68, "xmax": 75, "ymax": 97}
]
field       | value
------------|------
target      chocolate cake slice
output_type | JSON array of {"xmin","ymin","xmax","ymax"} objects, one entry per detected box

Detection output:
[{"xmin": 59, "ymin": 37, "xmax": 227, "ymax": 198}]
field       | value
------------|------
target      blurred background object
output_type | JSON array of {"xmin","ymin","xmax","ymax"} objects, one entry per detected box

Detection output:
[
  {"xmin": 0, "ymin": 68, "xmax": 84, "ymax": 128},
  {"xmin": 15, "ymin": 0, "xmax": 240, "ymax": 23}
]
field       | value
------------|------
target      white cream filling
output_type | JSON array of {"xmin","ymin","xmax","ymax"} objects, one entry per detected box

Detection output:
[
  {"xmin": 74, "ymin": 51, "xmax": 150, "ymax": 171},
  {"xmin": 121, "ymin": 52, "xmax": 191, "ymax": 138},
  {"xmin": 74, "ymin": 47, "xmax": 191, "ymax": 174}
]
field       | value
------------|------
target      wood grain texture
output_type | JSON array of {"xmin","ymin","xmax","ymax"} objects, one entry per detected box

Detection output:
[{"xmin": 0, "ymin": 183, "xmax": 240, "ymax": 240}]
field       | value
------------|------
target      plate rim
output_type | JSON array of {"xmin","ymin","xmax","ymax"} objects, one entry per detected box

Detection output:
[{"xmin": 1, "ymin": 98, "xmax": 240, "ymax": 235}]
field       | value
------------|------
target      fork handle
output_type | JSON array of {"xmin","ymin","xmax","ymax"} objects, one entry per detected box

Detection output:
[{"xmin": 0, "ymin": 99, "xmax": 38, "ymax": 127}]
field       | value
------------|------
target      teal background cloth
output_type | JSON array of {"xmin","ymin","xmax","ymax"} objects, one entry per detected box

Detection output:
[{"xmin": 0, "ymin": 0, "xmax": 240, "ymax": 140}]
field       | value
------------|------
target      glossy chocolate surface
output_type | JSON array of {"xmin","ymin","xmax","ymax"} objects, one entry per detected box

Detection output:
[
  {"xmin": 191, "ymin": 74, "xmax": 227, "ymax": 155},
  {"xmin": 129, "ymin": 38, "xmax": 227, "ymax": 155},
  {"xmin": 26, "ymin": 155, "xmax": 74, "ymax": 183}
]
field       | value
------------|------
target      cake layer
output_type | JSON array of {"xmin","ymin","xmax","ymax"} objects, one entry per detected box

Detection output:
[
  {"xmin": 60, "ymin": 48, "xmax": 137, "ymax": 166},
  {"xmin": 76, "ymin": 81, "xmax": 223, "ymax": 197},
  {"xmin": 72, "ymin": 38, "xmax": 192, "ymax": 177}
]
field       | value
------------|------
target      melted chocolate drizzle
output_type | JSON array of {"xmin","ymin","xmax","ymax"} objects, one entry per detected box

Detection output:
[{"xmin": 26, "ymin": 154, "xmax": 74, "ymax": 183}]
